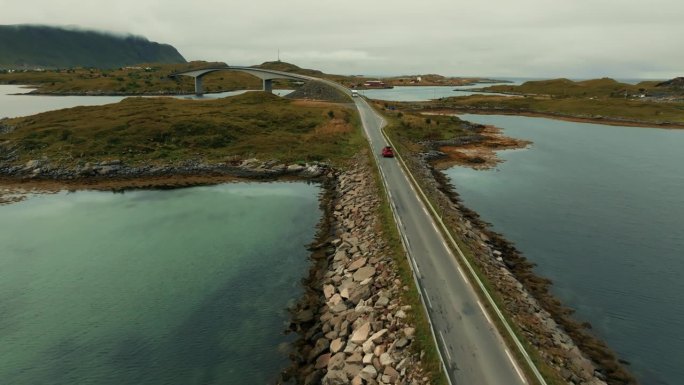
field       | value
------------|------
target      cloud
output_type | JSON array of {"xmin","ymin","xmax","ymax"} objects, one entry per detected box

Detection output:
[{"xmin": 1, "ymin": 0, "xmax": 682, "ymax": 78}]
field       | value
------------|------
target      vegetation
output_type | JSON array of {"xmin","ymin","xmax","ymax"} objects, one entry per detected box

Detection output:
[
  {"xmin": 0, "ymin": 92, "xmax": 365, "ymax": 167},
  {"xmin": 375, "ymin": 78, "xmax": 684, "ymax": 127},
  {"xmin": 0, "ymin": 25, "xmax": 185, "ymax": 69},
  {"xmin": 481, "ymin": 78, "xmax": 663, "ymax": 98},
  {"xmin": 427, "ymin": 95, "xmax": 684, "ymax": 125},
  {"xmin": 366, "ymin": 149, "xmax": 448, "ymax": 385},
  {"xmin": 0, "ymin": 61, "xmax": 271, "ymax": 94}
]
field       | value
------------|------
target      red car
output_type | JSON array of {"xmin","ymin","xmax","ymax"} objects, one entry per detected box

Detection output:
[{"xmin": 381, "ymin": 146, "xmax": 394, "ymax": 158}]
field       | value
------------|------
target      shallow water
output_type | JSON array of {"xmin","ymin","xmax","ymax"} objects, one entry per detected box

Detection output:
[
  {"xmin": 0, "ymin": 183, "xmax": 320, "ymax": 385},
  {"xmin": 445, "ymin": 114, "xmax": 684, "ymax": 385}
]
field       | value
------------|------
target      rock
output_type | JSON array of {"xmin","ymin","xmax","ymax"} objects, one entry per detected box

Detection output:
[
  {"xmin": 360, "ymin": 365, "xmax": 378, "ymax": 381},
  {"xmin": 295, "ymin": 309, "xmax": 314, "ymax": 323},
  {"xmin": 330, "ymin": 338, "xmax": 345, "ymax": 354},
  {"xmin": 353, "ymin": 266, "xmax": 376, "ymax": 282},
  {"xmin": 347, "ymin": 257, "xmax": 367, "ymax": 271},
  {"xmin": 351, "ymin": 376, "xmax": 363, "ymax": 385},
  {"xmin": 322, "ymin": 369, "xmax": 348, "ymax": 385},
  {"xmin": 304, "ymin": 369, "xmax": 324, "ymax": 385},
  {"xmin": 395, "ymin": 338, "xmax": 410, "ymax": 349},
  {"xmin": 375, "ymin": 296, "xmax": 390, "ymax": 307},
  {"xmin": 349, "ymin": 283, "xmax": 371, "ymax": 305},
  {"xmin": 380, "ymin": 352, "xmax": 394, "ymax": 366},
  {"xmin": 323, "ymin": 284, "xmax": 335, "ymax": 300},
  {"xmin": 328, "ymin": 352, "xmax": 346, "ymax": 370},
  {"xmin": 346, "ymin": 352, "xmax": 363, "ymax": 364},
  {"xmin": 363, "ymin": 353, "xmax": 374, "ymax": 364},
  {"xmin": 344, "ymin": 363, "xmax": 364, "ymax": 379},
  {"xmin": 369, "ymin": 329, "xmax": 388, "ymax": 343},
  {"xmin": 395, "ymin": 309, "xmax": 407, "ymax": 319},
  {"xmin": 308, "ymin": 338, "xmax": 330, "ymax": 362},
  {"xmin": 329, "ymin": 293, "xmax": 343, "ymax": 306},
  {"xmin": 316, "ymin": 353, "xmax": 331, "ymax": 369},
  {"xmin": 350, "ymin": 321, "xmax": 371, "ymax": 344},
  {"xmin": 340, "ymin": 287, "xmax": 350, "ymax": 299},
  {"xmin": 383, "ymin": 366, "xmax": 400, "ymax": 382},
  {"xmin": 403, "ymin": 327, "xmax": 416, "ymax": 338}
]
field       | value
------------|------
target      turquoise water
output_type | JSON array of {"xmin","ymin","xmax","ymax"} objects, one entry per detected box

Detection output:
[
  {"xmin": 0, "ymin": 183, "xmax": 320, "ymax": 384},
  {"xmin": 446, "ymin": 115, "xmax": 684, "ymax": 385}
]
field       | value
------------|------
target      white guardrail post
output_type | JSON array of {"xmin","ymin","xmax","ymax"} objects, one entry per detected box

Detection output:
[
  {"xmin": 375, "ymin": 103, "xmax": 548, "ymax": 385},
  {"xmin": 356, "ymin": 97, "xmax": 455, "ymax": 385}
]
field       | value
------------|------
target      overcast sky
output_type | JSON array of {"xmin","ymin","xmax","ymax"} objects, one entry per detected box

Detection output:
[{"xmin": 2, "ymin": 0, "xmax": 682, "ymax": 79}]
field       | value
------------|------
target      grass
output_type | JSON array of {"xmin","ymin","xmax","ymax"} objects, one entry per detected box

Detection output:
[
  {"xmin": 0, "ymin": 92, "xmax": 366, "ymax": 168},
  {"xmin": 389, "ymin": 94, "xmax": 684, "ymax": 126},
  {"xmin": 481, "ymin": 77, "xmax": 663, "ymax": 98},
  {"xmin": 378, "ymin": 109, "xmax": 572, "ymax": 385},
  {"xmin": 0, "ymin": 61, "xmax": 301, "ymax": 95},
  {"xmin": 364, "ymin": 148, "xmax": 448, "ymax": 385}
]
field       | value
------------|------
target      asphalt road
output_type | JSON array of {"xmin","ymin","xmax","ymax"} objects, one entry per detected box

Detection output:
[{"xmin": 352, "ymin": 96, "xmax": 529, "ymax": 385}]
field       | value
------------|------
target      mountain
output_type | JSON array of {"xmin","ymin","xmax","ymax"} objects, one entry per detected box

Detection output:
[{"xmin": 0, "ymin": 25, "xmax": 186, "ymax": 69}]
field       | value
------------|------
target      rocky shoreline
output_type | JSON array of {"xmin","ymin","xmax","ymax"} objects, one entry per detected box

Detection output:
[
  {"xmin": 283, "ymin": 157, "xmax": 432, "ymax": 385},
  {"xmin": 400, "ymin": 143, "xmax": 637, "ymax": 385}
]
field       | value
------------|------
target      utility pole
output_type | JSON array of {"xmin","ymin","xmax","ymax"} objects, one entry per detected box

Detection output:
[{"xmin": 277, "ymin": 49, "xmax": 280, "ymax": 62}]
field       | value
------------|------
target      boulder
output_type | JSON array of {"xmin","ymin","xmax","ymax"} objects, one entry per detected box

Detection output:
[
  {"xmin": 380, "ymin": 352, "xmax": 394, "ymax": 366},
  {"xmin": 308, "ymin": 338, "xmax": 330, "ymax": 362},
  {"xmin": 350, "ymin": 321, "xmax": 371, "ymax": 344},
  {"xmin": 323, "ymin": 284, "xmax": 335, "ymax": 300},
  {"xmin": 369, "ymin": 329, "xmax": 388, "ymax": 343},
  {"xmin": 330, "ymin": 338, "xmax": 345, "ymax": 354},
  {"xmin": 315, "ymin": 353, "xmax": 331, "ymax": 369},
  {"xmin": 353, "ymin": 266, "xmax": 376, "ymax": 282},
  {"xmin": 328, "ymin": 352, "xmax": 346, "ymax": 370},
  {"xmin": 347, "ymin": 257, "xmax": 367, "ymax": 272},
  {"xmin": 360, "ymin": 365, "xmax": 378, "ymax": 381},
  {"xmin": 322, "ymin": 369, "xmax": 348, "ymax": 385}
]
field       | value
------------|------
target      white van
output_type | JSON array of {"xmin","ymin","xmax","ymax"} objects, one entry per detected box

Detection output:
[{"xmin": 351, "ymin": 90, "xmax": 359, "ymax": 97}]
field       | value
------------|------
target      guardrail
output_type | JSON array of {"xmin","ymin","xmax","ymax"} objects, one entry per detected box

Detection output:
[
  {"xmin": 355, "ymin": 96, "xmax": 455, "ymax": 385},
  {"xmin": 375, "ymin": 104, "xmax": 548, "ymax": 385}
]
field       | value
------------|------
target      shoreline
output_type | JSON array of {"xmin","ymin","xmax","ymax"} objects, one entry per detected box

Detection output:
[
  {"xmin": 425, "ymin": 107, "xmax": 684, "ymax": 129},
  {"xmin": 401, "ymin": 129, "xmax": 638, "ymax": 383}
]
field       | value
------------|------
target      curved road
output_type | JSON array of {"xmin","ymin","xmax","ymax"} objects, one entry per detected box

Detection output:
[{"xmin": 351, "ymin": 95, "xmax": 529, "ymax": 385}]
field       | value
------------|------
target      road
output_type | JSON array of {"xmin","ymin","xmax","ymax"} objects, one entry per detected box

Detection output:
[{"xmin": 351, "ymin": 95, "xmax": 529, "ymax": 385}]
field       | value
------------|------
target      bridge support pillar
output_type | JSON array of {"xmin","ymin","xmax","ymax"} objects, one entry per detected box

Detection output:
[
  {"xmin": 194, "ymin": 76, "xmax": 204, "ymax": 96},
  {"xmin": 263, "ymin": 79, "xmax": 273, "ymax": 93}
]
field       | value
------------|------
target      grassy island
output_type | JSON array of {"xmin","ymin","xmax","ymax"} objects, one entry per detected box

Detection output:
[{"xmin": 0, "ymin": 92, "xmax": 364, "ymax": 168}]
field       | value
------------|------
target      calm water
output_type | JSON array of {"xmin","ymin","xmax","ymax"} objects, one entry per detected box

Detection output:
[
  {"xmin": 361, "ymin": 81, "xmax": 522, "ymax": 101},
  {"xmin": 0, "ymin": 85, "xmax": 292, "ymax": 118},
  {"xmin": 446, "ymin": 114, "xmax": 684, "ymax": 385},
  {"xmin": 0, "ymin": 183, "xmax": 320, "ymax": 384}
]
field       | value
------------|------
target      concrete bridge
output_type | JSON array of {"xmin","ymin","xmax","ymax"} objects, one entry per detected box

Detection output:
[{"xmin": 169, "ymin": 65, "xmax": 312, "ymax": 95}]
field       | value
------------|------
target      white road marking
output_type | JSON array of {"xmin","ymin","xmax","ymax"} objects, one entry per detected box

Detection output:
[
  {"xmin": 422, "ymin": 207, "xmax": 430, "ymax": 216},
  {"xmin": 457, "ymin": 265, "xmax": 468, "ymax": 281},
  {"xmin": 412, "ymin": 257, "xmax": 422, "ymax": 277},
  {"xmin": 477, "ymin": 300, "xmax": 494, "ymax": 326},
  {"xmin": 439, "ymin": 331, "xmax": 453, "ymax": 362},
  {"xmin": 505, "ymin": 349, "xmax": 528, "ymax": 384},
  {"xmin": 425, "ymin": 291, "xmax": 434, "ymax": 309}
]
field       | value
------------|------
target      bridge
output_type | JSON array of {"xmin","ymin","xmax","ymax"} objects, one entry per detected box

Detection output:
[{"xmin": 168, "ymin": 66, "xmax": 312, "ymax": 95}]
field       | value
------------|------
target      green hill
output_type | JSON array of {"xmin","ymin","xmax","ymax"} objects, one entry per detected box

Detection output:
[{"xmin": 0, "ymin": 25, "xmax": 186, "ymax": 69}]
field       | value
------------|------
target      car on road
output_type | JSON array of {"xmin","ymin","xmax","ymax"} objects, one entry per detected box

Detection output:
[{"xmin": 381, "ymin": 146, "xmax": 394, "ymax": 158}]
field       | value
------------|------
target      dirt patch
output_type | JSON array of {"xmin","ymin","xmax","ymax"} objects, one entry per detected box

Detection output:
[{"xmin": 434, "ymin": 124, "xmax": 530, "ymax": 169}]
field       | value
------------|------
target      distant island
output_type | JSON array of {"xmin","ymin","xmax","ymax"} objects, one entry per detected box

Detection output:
[{"xmin": 0, "ymin": 25, "xmax": 186, "ymax": 69}]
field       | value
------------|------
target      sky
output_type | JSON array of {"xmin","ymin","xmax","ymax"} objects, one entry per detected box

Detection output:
[{"xmin": 2, "ymin": 0, "xmax": 683, "ymax": 79}]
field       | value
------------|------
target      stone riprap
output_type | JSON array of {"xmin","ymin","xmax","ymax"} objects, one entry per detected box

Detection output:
[{"xmin": 286, "ymin": 158, "xmax": 431, "ymax": 385}]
